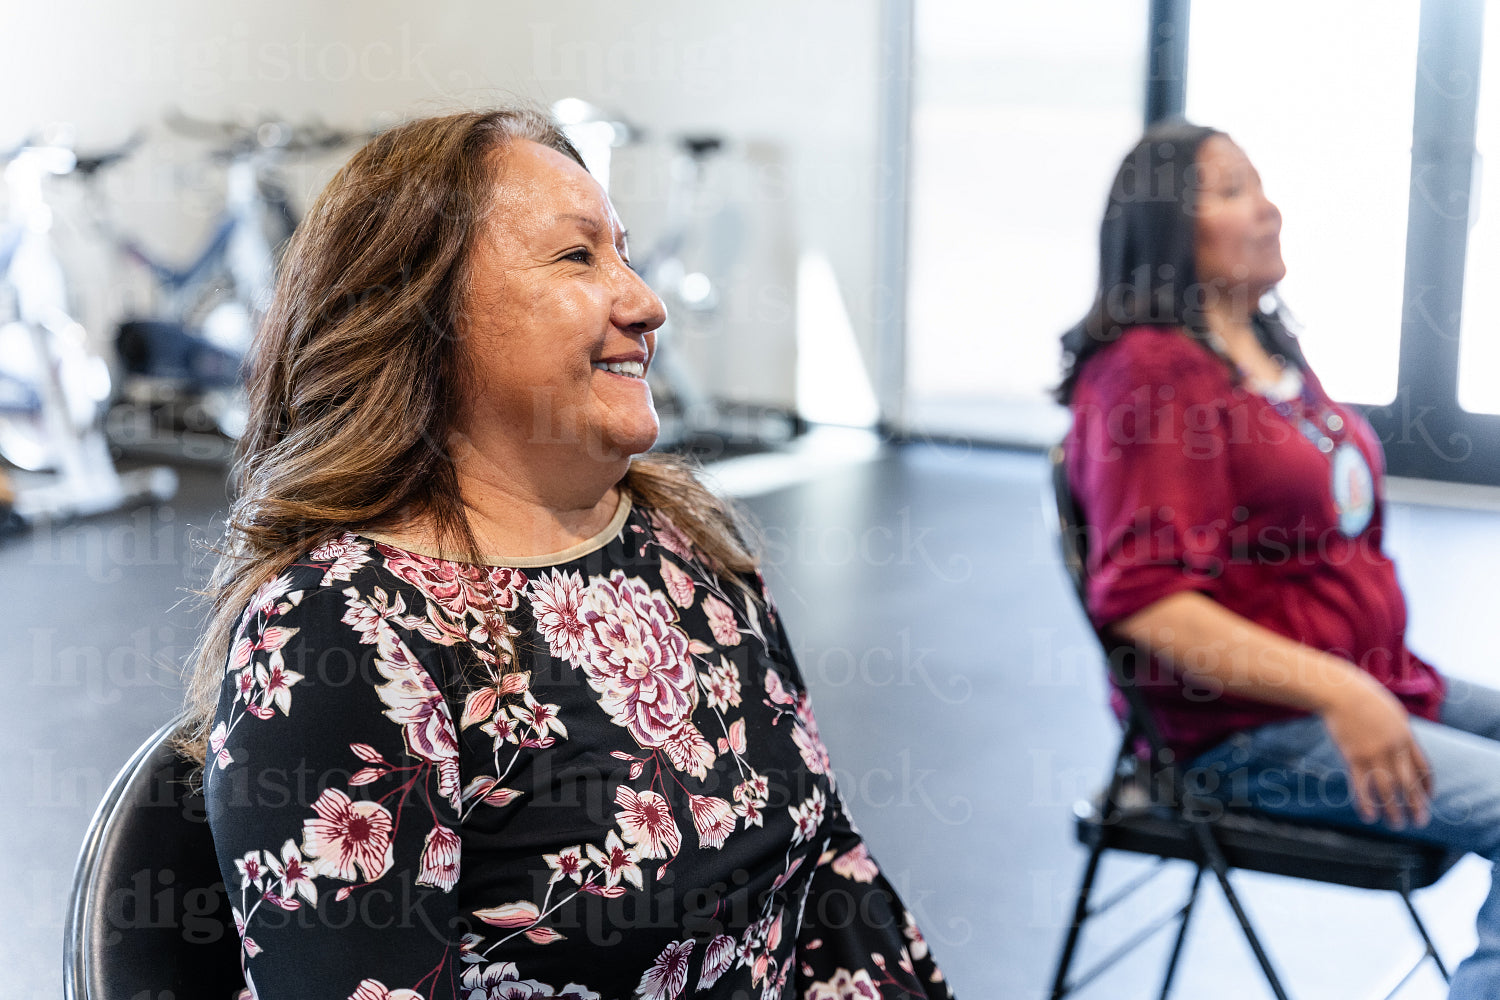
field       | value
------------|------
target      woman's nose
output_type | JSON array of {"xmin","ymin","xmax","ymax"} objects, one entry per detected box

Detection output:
[
  {"xmin": 1260, "ymin": 192, "xmax": 1281, "ymax": 227},
  {"xmin": 612, "ymin": 263, "xmax": 668, "ymax": 335}
]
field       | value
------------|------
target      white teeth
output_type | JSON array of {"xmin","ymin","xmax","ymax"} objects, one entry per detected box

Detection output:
[{"xmin": 593, "ymin": 361, "xmax": 645, "ymax": 377}]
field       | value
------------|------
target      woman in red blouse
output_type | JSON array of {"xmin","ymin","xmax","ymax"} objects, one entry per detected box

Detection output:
[{"xmin": 1060, "ymin": 120, "xmax": 1500, "ymax": 999}]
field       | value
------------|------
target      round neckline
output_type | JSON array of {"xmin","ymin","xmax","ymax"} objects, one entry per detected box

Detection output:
[
  {"xmin": 1247, "ymin": 365, "xmax": 1304, "ymax": 405},
  {"xmin": 359, "ymin": 490, "xmax": 633, "ymax": 568}
]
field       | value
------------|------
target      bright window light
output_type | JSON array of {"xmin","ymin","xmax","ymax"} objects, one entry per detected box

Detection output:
[
  {"xmin": 1187, "ymin": 1, "xmax": 1420, "ymax": 406},
  {"xmin": 904, "ymin": 0, "xmax": 1147, "ymax": 442}
]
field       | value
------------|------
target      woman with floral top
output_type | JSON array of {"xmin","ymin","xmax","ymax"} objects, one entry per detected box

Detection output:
[{"xmin": 178, "ymin": 107, "xmax": 952, "ymax": 1000}]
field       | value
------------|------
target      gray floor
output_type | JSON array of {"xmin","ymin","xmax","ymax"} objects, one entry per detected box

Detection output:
[{"xmin": 6, "ymin": 440, "xmax": 1500, "ymax": 999}]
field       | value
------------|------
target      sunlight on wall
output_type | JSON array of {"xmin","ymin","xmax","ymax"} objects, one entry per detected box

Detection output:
[{"xmin": 797, "ymin": 250, "xmax": 879, "ymax": 427}]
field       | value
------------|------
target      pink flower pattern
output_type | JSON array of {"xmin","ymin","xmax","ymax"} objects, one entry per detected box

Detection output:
[
  {"xmin": 659, "ymin": 557, "xmax": 696, "ymax": 608},
  {"xmin": 311, "ymin": 532, "xmax": 373, "ymax": 585},
  {"xmin": 460, "ymin": 962, "xmax": 600, "ymax": 1000},
  {"xmin": 349, "ymin": 979, "xmax": 426, "ymax": 1000},
  {"xmin": 792, "ymin": 691, "xmax": 833, "ymax": 776},
  {"xmin": 575, "ymin": 571, "xmax": 707, "ymax": 762},
  {"xmin": 530, "ymin": 570, "xmax": 590, "ymax": 665},
  {"xmin": 614, "ymin": 786, "xmax": 682, "ymax": 860},
  {"xmin": 699, "ymin": 933, "xmax": 737, "ymax": 988},
  {"xmin": 207, "ymin": 513, "xmax": 949, "ymax": 1000},
  {"xmin": 377, "ymin": 544, "xmax": 526, "ymax": 655},
  {"xmin": 301, "ymin": 788, "xmax": 395, "ymax": 883},
  {"xmin": 265, "ymin": 840, "xmax": 317, "ymax": 907},
  {"xmin": 687, "ymin": 793, "xmax": 737, "ymax": 850},
  {"xmin": 637, "ymin": 939, "xmax": 694, "ymax": 1000},
  {"xmin": 789, "ymin": 787, "xmax": 828, "ymax": 847},
  {"xmin": 831, "ymin": 843, "xmax": 880, "ymax": 884},
  {"xmin": 586, "ymin": 831, "xmax": 643, "ymax": 890},
  {"xmin": 703, "ymin": 595, "xmax": 741, "ymax": 646},
  {"xmin": 357, "ymin": 598, "xmax": 463, "ymax": 811},
  {"xmin": 649, "ymin": 511, "xmax": 695, "ymax": 560},
  {"xmin": 805, "ymin": 968, "xmax": 882, "ymax": 1000},
  {"xmin": 702, "ymin": 655, "xmax": 743, "ymax": 713},
  {"xmin": 418, "ymin": 825, "xmax": 462, "ymax": 891}
]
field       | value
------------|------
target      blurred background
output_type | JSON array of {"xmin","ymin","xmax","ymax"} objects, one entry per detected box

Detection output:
[{"xmin": 7, "ymin": 1, "xmax": 1500, "ymax": 997}]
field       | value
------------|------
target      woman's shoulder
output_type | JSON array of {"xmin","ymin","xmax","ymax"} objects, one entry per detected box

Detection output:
[
  {"xmin": 226, "ymin": 533, "xmax": 481, "ymax": 699},
  {"xmin": 267, "ymin": 532, "xmax": 393, "ymax": 602},
  {"xmin": 229, "ymin": 532, "xmax": 434, "ymax": 646},
  {"xmin": 1075, "ymin": 325, "xmax": 1225, "ymax": 398}
]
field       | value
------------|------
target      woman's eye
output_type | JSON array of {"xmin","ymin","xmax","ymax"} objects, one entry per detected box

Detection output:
[{"xmin": 563, "ymin": 249, "xmax": 593, "ymax": 265}]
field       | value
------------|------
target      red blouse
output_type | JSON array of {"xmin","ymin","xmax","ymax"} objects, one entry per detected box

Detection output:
[{"xmin": 1065, "ymin": 325, "xmax": 1444, "ymax": 761}]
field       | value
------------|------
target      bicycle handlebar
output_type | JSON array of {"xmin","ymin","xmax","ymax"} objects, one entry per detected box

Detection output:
[
  {"xmin": 164, "ymin": 108, "xmax": 368, "ymax": 159},
  {"xmin": 72, "ymin": 132, "xmax": 147, "ymax": 177},
  {"xmin": 0, "ymin": 137, "xmax": 29, "ymax": 164}
]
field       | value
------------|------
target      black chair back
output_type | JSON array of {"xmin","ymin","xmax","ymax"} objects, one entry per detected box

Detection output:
[
  {"xmin": 1047, "ymin": 445, "xmax": 1177, "ymax": 782},
  {"xmin": 65, "ymin": 715, "xmax": 244, "ymax": 1000},
  {"xmin": 1047, "ymin": 443, "xmax": 1091, "ymax": 606}
]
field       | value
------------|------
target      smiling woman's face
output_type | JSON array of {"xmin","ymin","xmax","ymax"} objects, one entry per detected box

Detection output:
[{"xmin": 458, "ymin": 139, "xmax": 667, "ymax": 472}]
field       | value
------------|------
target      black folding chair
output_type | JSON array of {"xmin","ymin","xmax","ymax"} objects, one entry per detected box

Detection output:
[
  {"xmin": 1045, "ymin": 444, "xmax": 1459, "ymax": 1000},
  {"xmin": 65, "ymin": 713, "xmax": 244, "ymax": 1000}
]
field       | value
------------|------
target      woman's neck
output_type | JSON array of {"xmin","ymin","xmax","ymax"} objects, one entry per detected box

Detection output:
[
  {"xmin": 387, "ymin": 439, "xmax": 629, "ymax": 561},
  {"xmin": 1203, "ymin": 301, "xmax": 1282, "ymax": 386},
  {"xmin": 459, "ymin": 480, "xmax": 623, "ymax": 561}
]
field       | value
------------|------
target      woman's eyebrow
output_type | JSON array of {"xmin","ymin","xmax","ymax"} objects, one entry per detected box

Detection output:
[
  {"xmin": 553, "ymin": 212, "xmax": 606, "ymax": 235},
  {"xmin": 553, "ymin": 213, "xmax": 627, "ymax": 244}
]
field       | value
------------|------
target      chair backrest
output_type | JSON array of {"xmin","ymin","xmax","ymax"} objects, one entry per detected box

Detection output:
[
  {"xmin": 1047, "ymin": 443, "xmax": 1177, "ymax": 780},
  {"xmin": 65, "ymin": 714, "xmax": 244, "ymax": 1000},
  {"xmin": 1046, "ymin": 444, "xmax": 1092, "ymax": 606}
]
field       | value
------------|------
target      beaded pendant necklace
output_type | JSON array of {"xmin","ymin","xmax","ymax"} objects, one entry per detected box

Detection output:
[
  {"xmin": 1208, "ymin": 332, "xmax": 1375, "ymax": 538},
  {"xmin": 1256, "ymin": 366, "xmax": 1343, "ymax": 452}
]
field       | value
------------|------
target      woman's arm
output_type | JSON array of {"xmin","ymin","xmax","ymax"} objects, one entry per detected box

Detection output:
[
  {"xmin": 1116, "ymin": 591, "xmax": 1432, "ymax": 829},
  {"xmin": 206, "ymin": 582, "xmax": 465, "ymax": 999}
]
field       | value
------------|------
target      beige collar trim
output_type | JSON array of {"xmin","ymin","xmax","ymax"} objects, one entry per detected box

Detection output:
[{"xmin": 361, "ymin": 491, "xmax": 633, "ymax": 568}]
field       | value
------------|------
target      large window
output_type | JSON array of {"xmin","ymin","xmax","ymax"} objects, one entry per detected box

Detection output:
[
  {"xmin": 1186, "ymin": 1, "xmax": 1421, "ymax": 407},
  {"xmin": 895, "ymin": 0, "xmax": 1500, "ymax": 483},
  {"xmin": 901, "ymin": 0, "xmax": 1148, "ymax": 444}
]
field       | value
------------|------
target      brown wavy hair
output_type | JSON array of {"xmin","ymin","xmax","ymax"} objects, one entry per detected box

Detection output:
[{"xmin": 178, "ymin": 107, "xmax": 756, "ymax": 765}]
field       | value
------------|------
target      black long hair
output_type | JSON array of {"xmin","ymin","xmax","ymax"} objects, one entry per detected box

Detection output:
[{"xmin": 1055, "ymin": 119, "xmax": 1307, "ymax": 403}]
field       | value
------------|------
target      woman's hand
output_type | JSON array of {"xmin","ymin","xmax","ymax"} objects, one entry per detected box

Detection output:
[
  {"xmin": 1317, "ymin": 672, "xmax": 1432, "ymax": 829},
  {"xmin": 1116, "ymin": 592, "xmax": 1435, "ymax": 829}
]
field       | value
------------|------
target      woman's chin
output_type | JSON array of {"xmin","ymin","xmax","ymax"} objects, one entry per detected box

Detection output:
[{"xmin": 595, "ymin": 415, "xmax": 660, "ymax": 464}]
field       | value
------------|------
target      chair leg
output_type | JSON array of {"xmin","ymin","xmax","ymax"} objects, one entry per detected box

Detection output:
[
  {"xmin": 1049, "ymin": 839, "xmax": 1107, "ymax": 1000},
  {"xmin": 1157, "ymin": 865, "xmax": 1203, "ymax": 1000},
  {"xmin": 1399, "ymin": 887, "xmax": 1450, "ymax": 983},
  {"xmin": 1188, "ymin": 822, "xmax": 1292, "ymax": 1000}
]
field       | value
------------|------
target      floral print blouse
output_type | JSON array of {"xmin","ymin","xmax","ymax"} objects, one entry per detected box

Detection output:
[{"xmin": 206, "ymin": 496, "xmax": 952, "ymax": 1000}]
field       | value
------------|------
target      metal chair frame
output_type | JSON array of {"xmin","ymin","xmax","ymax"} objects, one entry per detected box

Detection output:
[
  {"xmin": 1045, "ymin": 444, "xmax": 1458, "ymax": 1000},
  {"xmin": 65, "ymin": 712, "xmax": 242, "ymax": 1000}
]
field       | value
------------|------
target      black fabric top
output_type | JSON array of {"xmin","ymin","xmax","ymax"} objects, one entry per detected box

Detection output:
[{"xmin": 206, "ymin": 500, "xmax": 951, "ymax": 1000}]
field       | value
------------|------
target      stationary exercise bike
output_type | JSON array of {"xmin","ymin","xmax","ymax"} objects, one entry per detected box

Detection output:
[
  {"xmin": 0, "ymin": 138, "xmax": 175, "ymax": 520},
  {"xmin": 86, "ymin": 113, "xmax": 359, "ymax": 448}
]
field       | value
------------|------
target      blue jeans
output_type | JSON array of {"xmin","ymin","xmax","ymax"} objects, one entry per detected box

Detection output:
[{"xmin": 1189, "ymin": 677, "xmax": 1500, "ymax": 1000}]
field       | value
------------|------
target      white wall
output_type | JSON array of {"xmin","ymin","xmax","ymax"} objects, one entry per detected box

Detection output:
[{"xmin": 1, "ymin": 0, "xmax": 889, "ymax": 413}]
